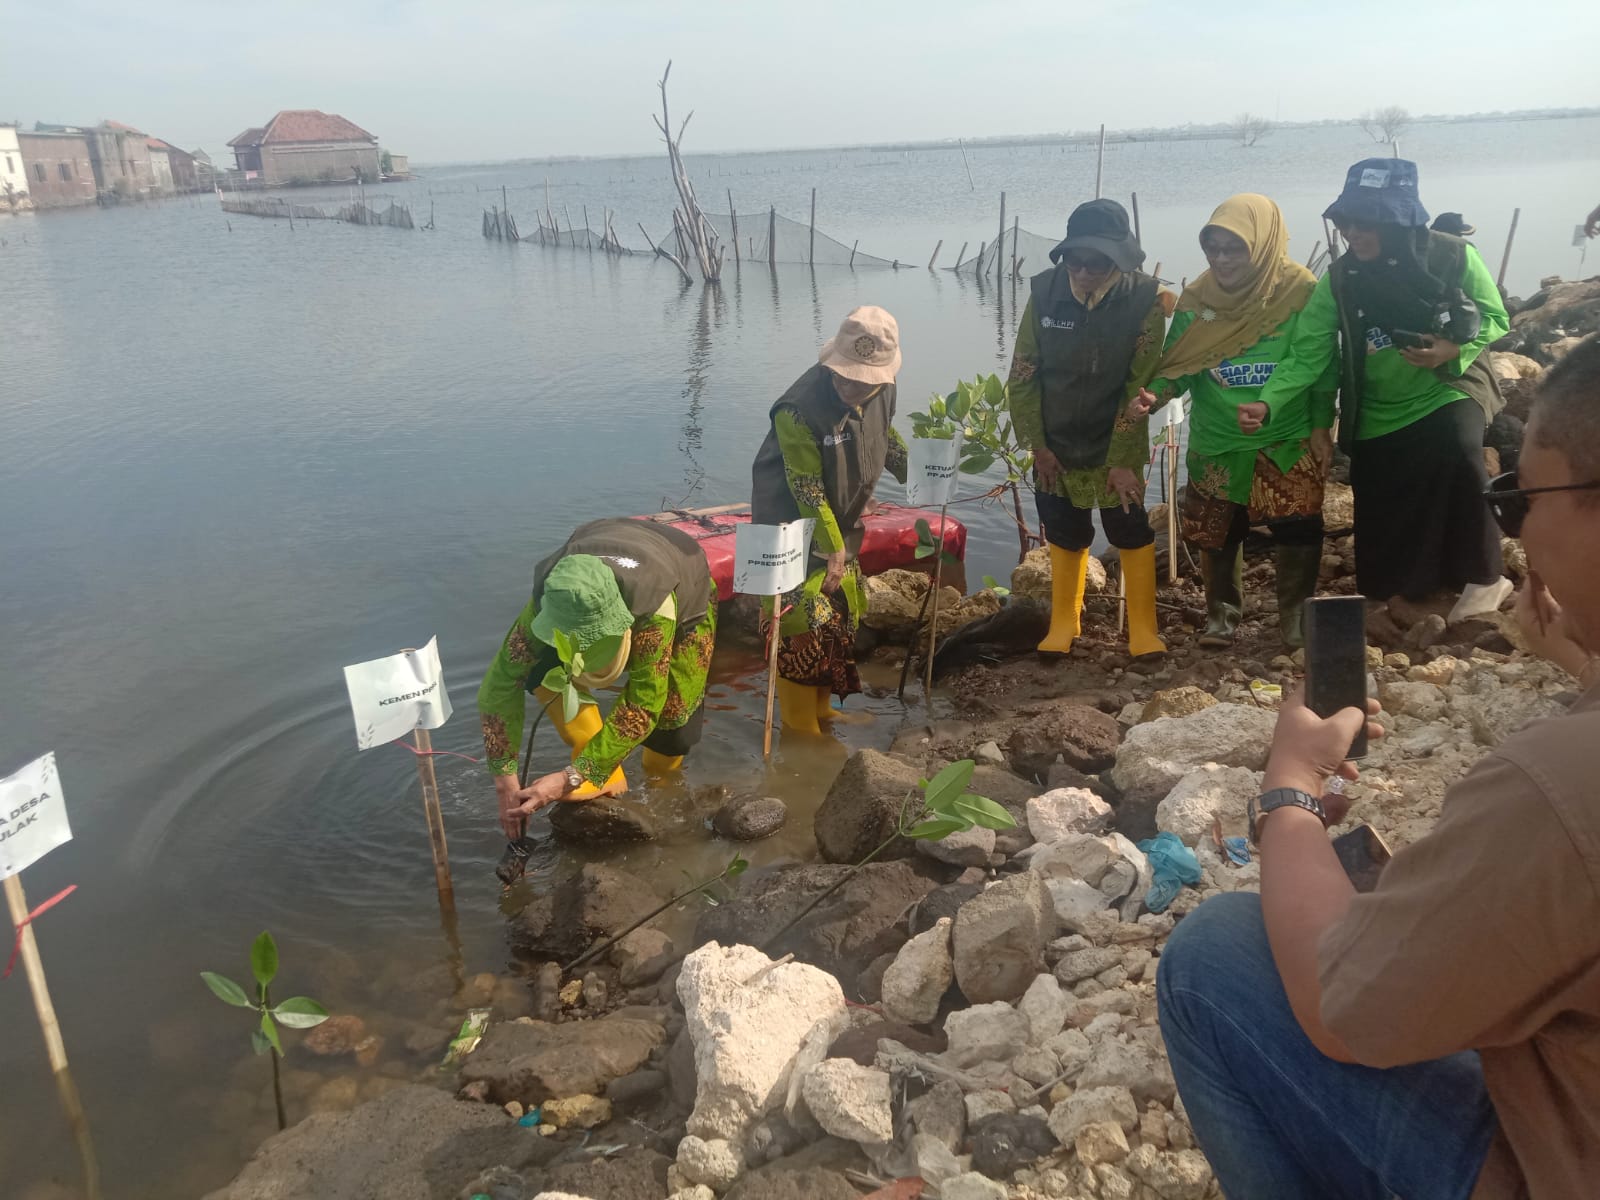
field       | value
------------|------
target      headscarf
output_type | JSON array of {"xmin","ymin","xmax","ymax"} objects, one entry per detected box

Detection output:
[
  {"xmin": 1155, "ymin": 194, "xmax": 1316, "ymax": 382},
  {"xmin": 1332, "ymin": 225, "xmax": 1448, "ymax": 338}
]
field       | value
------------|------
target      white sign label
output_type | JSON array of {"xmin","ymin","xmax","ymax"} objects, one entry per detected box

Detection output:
[
  {"xmin": 906, "ymin": 433, "xmax": 963, "ymax": 507},
  {"xmin": 343, "ymin": 636, "xmax": 453, "ymax": 751},
  {"xmin": 732, "ymin": 520, "xmax": 813, "ymax": 595},
  {"xmin": 1162, "ymin": 399, "xmax": 1186, "ymax": 429},
  {"xmin": 1359, "ymin": 168, "xmax": 1390, "ymax": 188},
  {"xmin": 0, "ymin": 752, "xmax": 72, "ymax": 880},
  {"xmin": 1576, "ymin": 225, "xmax": 1590, "ymax": 248}
]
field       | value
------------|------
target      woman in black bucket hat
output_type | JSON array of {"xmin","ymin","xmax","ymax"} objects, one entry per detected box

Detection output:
[
  {"xmin": 1246, "ymin": 158, "xmax": 1513, "ymax": 624},
  {"xmin": 1007, "ymin": 198, "xmax": 1175, "ymax": 659}
]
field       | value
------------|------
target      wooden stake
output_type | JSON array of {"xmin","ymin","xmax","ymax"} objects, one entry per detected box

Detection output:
[
  {"xmin": 410, "ymin": 728, "xmax": 455, "ymax": 915},
  {"xmin": 996, "ymin": 192, "xmax": 1006, "ymax": 286},
  {"xmin": 1130, "ymin": 191, "xmax": 1141, "ymax": 242},
  {"xmin": 1095, "ymin": 124, "xmax": 1106, "ymax": 198},
  {"xmin": 768, "ymin": 205, "xmax": 776, "ymax": 268},
  {"xmin": 925, "ymin": 507, "xmax": 949, "ymax": 699},
  {"xmin": 1011, "ymin": 215, "xmax": 1019, "ymax": 281},
  {"xmin": 728, "ymin": 189, "xmax": 739, "ymax": 264},
  {"xmin": 4, "ymin": 874, "xmax": 101, "ymax": 1200},
  {"xmin": 1166, "ymin": 419, "xmax": 1180, "ymax": 584},
  {"xmin": 762, "ymin": 607, "xmax": 780, "ymax": 759},
  {"xmin": 928, "ymin": 239, "xmax": 942, "ymax": 269},
  {"xmin": 958, "ymin": 138, "xmax": 974, "ymax": 190},
  {"xmin": 849, "ymin": 239, "xmax": 858, "ymax": 268},
  {"xmin": 808, "ymin": 188, "xmax": 816, "ymax": 266},
  {"xmin": 1498, "ymin": 207, "xmax": 1521, "ymax": 288},
  {"xmin": 951, "ymin": 241, "xmax": 968, "ymax": 271}
]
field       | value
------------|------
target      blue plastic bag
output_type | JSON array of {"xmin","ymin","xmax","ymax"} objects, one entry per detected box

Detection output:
[{"xmin": 1136, "ymin": 831, "xmax": 1203, "ymax": 914}]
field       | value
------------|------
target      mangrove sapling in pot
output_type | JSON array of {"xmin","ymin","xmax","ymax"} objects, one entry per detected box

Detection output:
[
  {"xmin": 758, "ymin": 759, "xmax": 1014, "ymax": 952},
  {"xmin": 201, "ymin": 931, "xmax": 329, "ymax": 1131}
]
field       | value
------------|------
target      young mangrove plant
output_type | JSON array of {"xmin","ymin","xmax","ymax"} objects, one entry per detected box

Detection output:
[
  {"xmin": 202, "ymin": 931, "xmax": 329, "ymax": 1130},
  {"xmin": 759, "ymin": 759, "xmax": 1013, "ymax": 951}
]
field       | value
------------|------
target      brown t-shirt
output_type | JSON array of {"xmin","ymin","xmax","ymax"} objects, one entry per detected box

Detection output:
[{"xmin": 1318, "ymin": 683, "xmax": 1600, "ymax": 1198}]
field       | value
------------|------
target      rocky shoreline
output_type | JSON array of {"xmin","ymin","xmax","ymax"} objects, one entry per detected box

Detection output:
[{"xmin": 200, "ymin": 284, "xmax": 1595, "ymax": 1200}]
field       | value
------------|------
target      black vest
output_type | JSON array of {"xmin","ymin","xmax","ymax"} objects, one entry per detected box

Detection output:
[
  {"xmin": 1028, "ymin": 268, "xmax": 1160, "ymax": 471},
  {"xmin": 532, "ymin": 518, "xmax": 710, "ymax": 630},
  {"xmin": 750, "ymin": 365, "xmax": 896, "ymax": 560}
]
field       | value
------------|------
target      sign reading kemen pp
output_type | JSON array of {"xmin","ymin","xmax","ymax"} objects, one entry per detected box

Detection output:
[
  {"xmin": 733, "ymin": 519, "xmax": 814, "ymax": 596},
  {"xmin": 343, "ymin": 636, "xmax": 453, "ymax": 751},
  {"xmin": 906, "ymin": 433, "xmax": 963, "ymax": 507},
  {"xmin": 0, "ymin": 752, "xmax": 72, "ymax": 880}
]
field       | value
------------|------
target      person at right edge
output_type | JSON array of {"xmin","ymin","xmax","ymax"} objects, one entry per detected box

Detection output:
[
  {"xmin": 1249, "ymin": 158, "xmax": 1513, "ymax": 625},
  {"xmin": 1008, "ymin": 198, "xmax": 1173, "ymax": 659}
]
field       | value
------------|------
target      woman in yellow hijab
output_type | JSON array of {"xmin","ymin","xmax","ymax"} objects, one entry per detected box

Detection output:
[{"xmin": 1135, "ymin": 195, "xmax": 1337, "ymax": 649}]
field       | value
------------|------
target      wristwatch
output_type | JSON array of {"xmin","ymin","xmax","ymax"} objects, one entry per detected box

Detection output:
[
  {"xmin": 561, "ymin": 764, "xmax": 583, "ymax": 792},
  {"xmin": 1248, "ymin": 788, "xmax": 1326, "ymax": 846}
]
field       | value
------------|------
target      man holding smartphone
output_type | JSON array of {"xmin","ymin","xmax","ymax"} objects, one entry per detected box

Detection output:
[{"xmin": 1158, "ymin": 337, "xmax": 1600, "ymax": 1197}]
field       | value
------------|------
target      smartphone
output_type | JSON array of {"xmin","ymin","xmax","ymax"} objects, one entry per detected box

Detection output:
[
  {"xmin": 1306, "ymin": 595, "xmax": 1369, "ymax": 759},
  {"xmin": 1332, "ymin": 823, "xmax": 1392, "ymax": 893},
  {"xmin": 1390, "ymin": 329, "xmax": 1429, "ymax": 350}
]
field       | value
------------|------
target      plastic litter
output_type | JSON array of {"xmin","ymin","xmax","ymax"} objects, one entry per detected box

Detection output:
[
  {"xmin": 1136, "ymin": 831, "xmax": 1203, "ymax": 913},
  {"xmin": 518, "ymin": 1108, "xmax": 542, "ymax": 1127}
]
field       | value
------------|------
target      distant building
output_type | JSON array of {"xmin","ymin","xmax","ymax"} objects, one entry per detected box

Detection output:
[
  {"xmin": 162, "ymin": 143, "xmax": 199, "ymax": 192},
  {"xmin": 16, "ymin": 128, "xmax": 97, "ymax": 208},
  {"xmin": 385, "ymin": 152, "xmax": 409, "ymax": 178},
  {"xmin": 191, "ymin": 148, "xmax": 223, "ymax": 190},
  {"xmin": 228, "ymin": 110, "xmax": 381, "ymax": 185},
  {"xmin": 147, "ymin": 140, "xmax": 174, "ymax": 192},
  {"xmin": 0, "ymin": 124, "xmax": 31, "ymax": 211}
]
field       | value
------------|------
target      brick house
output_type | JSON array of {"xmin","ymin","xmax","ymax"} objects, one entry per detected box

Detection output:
[
  {"xmin": 16, "ymin": 128, "xmax": 97, "ymax": 207},
  {"xmin": 228, "ymin": 110, "xmax": 381, "ymax": 185}
]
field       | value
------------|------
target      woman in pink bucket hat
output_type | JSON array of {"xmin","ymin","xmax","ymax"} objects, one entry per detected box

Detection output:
[{"xmin": 749, "ymin": 306, "xmax": 908, "ymax": 734}]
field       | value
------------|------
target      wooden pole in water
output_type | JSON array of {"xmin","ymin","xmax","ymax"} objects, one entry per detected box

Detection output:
[
  {"xmin": 728, "ymin": 189, "xmax": 739, "ymax": 265},
  {"xmin": 1011, "ymin": 216, "xmax": 1019, "ymax": 281},
  {"xmin": 928, "ymin": 239, "xmax": 942, "ymax": 269},
  {"xmin": 849, "ymin": 239, "xmax": 858, "ymax": 268},
  {"xmin": 996, "ymin": 192, "xmax": 1006, "ymax": 286},
  {"xmin": 1095, "ymin": 124, "xmax": 1106, "ymax": 198},
  {"xmin": 925, "ymin": 505, "xmax": 949, "ymax": 700},
  {"xmin": 762, "ymin": 607, "xmax": 780, "ymax": 759},
  {"xmin": 410, "ymin": 728, "xmax": 455, "ymax": 915},
  {"xmin": 951, "ymin": 241, "xmax": 968, "ymax": 270},
  {"xmin": 808, "ymin": 188, "xmax": 816, "ymax": 266},
  {"xmin": 583, "ymin": 204, "xmax": 592, "ymax": 250},
  {"xmin": 4, "ymin": 874, "xmax": 101, "ymax": 1200},
  {"xmin": 1131, "ymin": 192, "xmax": 1141, "ymax": 243},
  {"xmin": 958, "ymin": 138, "xmax": 974, "ymax": 190},
  {"xmin": 1498, "ymin": 208, "xmax": 1521, "ymax": 288},
  {"xmin": 768, "ymin": 205, "xmax": 776, "ymax": 269}
]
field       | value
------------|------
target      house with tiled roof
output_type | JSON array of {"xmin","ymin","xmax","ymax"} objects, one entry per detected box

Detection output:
[{"xmin": 227, "ymin": 110, "xmax": 380, "ymax": 185}]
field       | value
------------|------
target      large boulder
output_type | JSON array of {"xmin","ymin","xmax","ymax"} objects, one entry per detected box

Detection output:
[
  {"xmin": 862, "ymin": 570, "xmax": 1002, "ymax": 641},
  {"xmin": 695, "ymin": 860, "xmax": 938, "ymax": 989},
  {"xmin": 814, "ymin": 749, "xmax": 923, "ymax": 864},
  {"xmin": 951, "ymin": 871, "xmax": 1054, "ymax": 1004},
  {"xmin": 1155, "ymin": 764, "xmax": 1263, "ymax": 847},
  {"xmin": 1108, "ymin": 704, "xmax": 1276, "ymax": 817},
  {"xmin": 1006, "ymin": 702, "xmax": 1122, "ymax": 780},
  {"xmin": 457, "ymin": 1011, "xmax": 668, "ymax": 1105},
  {"xmin": 512, "ymin": 862, "xmax": 665, "ymax": 962},
  {"xmin": 202, "ymin": 1085, "xmax": 553, "ymax": 1200},
  {"xmin": 677, "ymin": 942, "xmax": 845, "ymax": 1145},
  {"xmin": 547, "ymin": 797, "xmax": 660, "ymax": 843},
  {"xmin": 1010, "ymin": 546, "xmax": 1109, "ymax": 602}
]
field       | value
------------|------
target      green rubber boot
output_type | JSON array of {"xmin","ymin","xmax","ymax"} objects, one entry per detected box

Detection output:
[
  {"xmin": 1197, "ymin": 543, "xmax": 1244, "ymax": 649},
  {"xmin": 1275, "ymin": 542, "xmax": 1323, "ymax": 650}
]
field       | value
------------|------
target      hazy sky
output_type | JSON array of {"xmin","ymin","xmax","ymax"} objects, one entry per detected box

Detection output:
[{"xmin": 4, "ymin": 0, "xmax": 1592, "ymax": 162}]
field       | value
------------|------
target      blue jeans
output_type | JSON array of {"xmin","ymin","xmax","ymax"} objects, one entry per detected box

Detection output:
[{"xmin": 1156, "ymin": 892, "xmax": 1497, "ymax": 1199}]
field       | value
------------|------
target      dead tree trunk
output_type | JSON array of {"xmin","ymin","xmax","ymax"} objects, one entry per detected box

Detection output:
[{"xmin": 653, "ymin": 60, "xmax": 724, "ymax": 284}]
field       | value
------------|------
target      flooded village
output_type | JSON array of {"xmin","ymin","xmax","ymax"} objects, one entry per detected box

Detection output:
[{"xmin": 5, "ymin": 21, "xmax": 1600, "ymax": 1200}]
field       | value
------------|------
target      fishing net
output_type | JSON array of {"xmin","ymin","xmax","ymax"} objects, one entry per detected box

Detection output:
[
  {"xmin": 953, "ymin": 225, "xmax": 1060, "ymax": 279},
  {"xmin": 702, "ymin": 212, "xmax": 901, "ymax": 268}
]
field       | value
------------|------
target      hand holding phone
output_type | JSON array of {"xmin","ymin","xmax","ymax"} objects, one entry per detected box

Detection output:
[{"xmin": 1306, "ymin": 595, "xmax": 1369, "ymax": 759}]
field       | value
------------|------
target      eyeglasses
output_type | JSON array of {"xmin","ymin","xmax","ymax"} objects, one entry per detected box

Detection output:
[
  {"xmin": 1199, "ymin": 239, "xmax": 1248, "ymax": 260},
  {"xmin": 1063, "ymin": 253, "xmax": 1113, "ymax": 274},
  {"xmin": 1483, "ymin": 471, "xmax": 1600, "ymax": 537}
]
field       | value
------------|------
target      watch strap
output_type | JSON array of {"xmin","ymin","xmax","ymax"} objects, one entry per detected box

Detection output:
[
  {"xmin": 562, "ymin": 764, "xmax": 583, "ymax": 792},
  {"xmin": 1249, "ymin": 787, "xmax": 1326, "ymax": 845}
]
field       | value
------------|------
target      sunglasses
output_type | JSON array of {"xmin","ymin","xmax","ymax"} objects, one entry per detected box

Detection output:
[
  {"xmin": 1063, "ymin": 254, "xmax": 1113, "ymax": 273},
  {"xmin": 1483, "ymin": 471, "xmax": 1600, "ymax": 537}
]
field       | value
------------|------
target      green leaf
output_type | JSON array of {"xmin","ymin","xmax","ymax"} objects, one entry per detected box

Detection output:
[
  {"xmin": 960, "ymin": 452, "xmax": 996, "ymax": 474},
  {"xmin": 273, "ymin": 997, "xmax": 330, "ymax": 1029},
  {"xmin": 922, "ymin": 759, "xmax": 976, "ymax": 814},
  {"xmin": 541, "ymin": 666, "xmax": 569, "ymax": 693},
  {"xmin": 726, "ymin": 856, "xmax": 748, "ymax": 878},
  {"xmin": 561, "ymin": 684, "xmax": 580, "ymax": 723},
  {"xmin": 940, "ymin": 550, "xmax": 961, "ymax": 566},
  {"xmin": 250, "ymin": 931, "xmax": 278, "ymax": 989},
  {"xmin": 551, "ymin": 627, "xmax": 574, "ymax": 665},
  {"xmin": 569, "ymin": 649, "xmax": 586, "ymax": 675},
  {"xmin": 906, "ymin": 817, "xmax": 969, "ymax": 841},
  {"xmin": 259, "ymin": 1010, "xmax": 283, "ymax": 1055},
  {"xmin": 914, "ymin": 543, "xmax": 935, "ymax": 559},
  {"xmin": 983, "ymin": 374, "xmax": 1004, "ymax": 405},
  {"xmin": 250, "ymin": 1030, "xmax": 272, "ymax": 1056},
  {"xmin": 201, "ymin": 971, "xmax": 252, "ymax": 1008},
  {"xmin": 948, "ymin": 391, "xmax": 970, "ymax": 421},
  {"xmin": 953, "ymin": 794, "xmax": 1018, "ymax": 830}
]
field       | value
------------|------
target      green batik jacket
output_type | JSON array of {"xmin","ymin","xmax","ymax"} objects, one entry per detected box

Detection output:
[{"xmin": 1008, "ymin": 292, "xmax": 1168, "ymax": 508}]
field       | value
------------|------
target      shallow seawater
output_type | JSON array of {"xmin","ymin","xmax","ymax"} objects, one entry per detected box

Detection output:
[{"xmin": 2, "ymin": 117, "xmax": 1595, "ymax": 1197}]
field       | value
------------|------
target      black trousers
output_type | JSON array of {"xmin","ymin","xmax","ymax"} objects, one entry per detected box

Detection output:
[{"xmin": 1036, "ymin": 489, "xmax": 1154, "ymax": 552}]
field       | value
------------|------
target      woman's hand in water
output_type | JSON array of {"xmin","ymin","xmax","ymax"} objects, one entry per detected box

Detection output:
[
  {"xmin": 495, "ymin": 771, "xmax": 566, "ymax": 838},
  {"xmin": 1400, "ymin": 337, "xmax": 1460, "ymax": 370}
]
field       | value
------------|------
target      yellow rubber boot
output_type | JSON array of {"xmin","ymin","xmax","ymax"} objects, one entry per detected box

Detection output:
[
  {"xmin": 1036, "ymin": 544, "xmax": 1088, "ymax": 654},
  {"xmin": 816, "ymin": 688, "xmax": 836, "ymax": 722},
  {"xmin": 642, "ymin": 749, "xmax": 684, "ymax": 774},
  {"xmin": 533, "ymin": 687, "xmax": 626, "ymax": 795},
  {"xmin": 777, "ymin": 678, "xmax": 823, "ymax": 735},
  {"xmin": 1120, "ymin": 543, "xmax": 1168, "ymax": 658}
]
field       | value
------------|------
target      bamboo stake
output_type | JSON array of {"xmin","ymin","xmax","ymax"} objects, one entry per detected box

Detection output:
[
  {"xmin": 1011, "ymin": 215, "xmax": 1019, "ymax": 281},
  {"xmin": 849, "ymin": 239, "xmax": 858, "ymax": 268},
  {"xmin": 1130, "ymin": 192, "xmax": 1141, "ymax": 242},
  {"xmin": 928, "ymin": 239, "xmax": 942, "ymax": 269},
  {"xmin": 410, "ymin": 728, "xmax": 455, "ymax": 915},
  {"xmin": 762, "ymin": 606, "xmax": 780, "ymax": 758},
  {"xmin": 958, "ymin": 138, "xmax": 974, "ymax": 190},
  {"xmin": 1304, "ymin": 238, "xmax": 1323, "ymax": 268},
  {"xmin": 1498, "ymin": 207, "xmax": 1521, "ymax": 288},
  {"xmin": 809, "ymin": 188, "xmax": 816, "ymax": 266},
  {"xmin": 1095, "ymin": 124, "xmax": 1106, "ymax": 198},
  {"xmin": 924, "ymin": 507, "xmax": 949, "ymax": 699},
  {"xmin": 951, "ymin": 241, "xmax": 968, "ymax": 271},
  {"xmin": 996, "ymin": 192, "xmax": 1006, "ymax": 286},
  {"xmin": 1166, "ymin": 417, "xmax": 1180, "ymax": 584},
  {"xmin": 768, "ymin": 205, "xmax": 776, "ymax": 268},
  {"xmin": 728, "ymin": 189, "xmax": 739, "ymax": 265},
  {"xmin": 4, "ymin": 874, "xmax": 101, "ymax": 1200}
]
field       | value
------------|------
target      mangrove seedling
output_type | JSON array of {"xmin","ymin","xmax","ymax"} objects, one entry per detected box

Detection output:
[
  {"xmin": 202, "ymin": 931, "xmax": 329, "ymax": 1130},
  {"xmin": 541, "ymin": 628, "xmax": 626, "ymax": 723},
  {"xmin": 759, "ymin": 759, "xmax": 1013, "ymax": 951}
]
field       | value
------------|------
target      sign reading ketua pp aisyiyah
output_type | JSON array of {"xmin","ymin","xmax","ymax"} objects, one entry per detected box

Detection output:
[
  {"xmin": 0, "ymin": 752, "xmax": 72, "ymax": 880},
  {"xmin": 906, "ymin": 432, "xmax": 963, "ymax": 508},
  {"xmin": 342, "ymin": 636, "xmax": 452, "ymax": 751}
]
